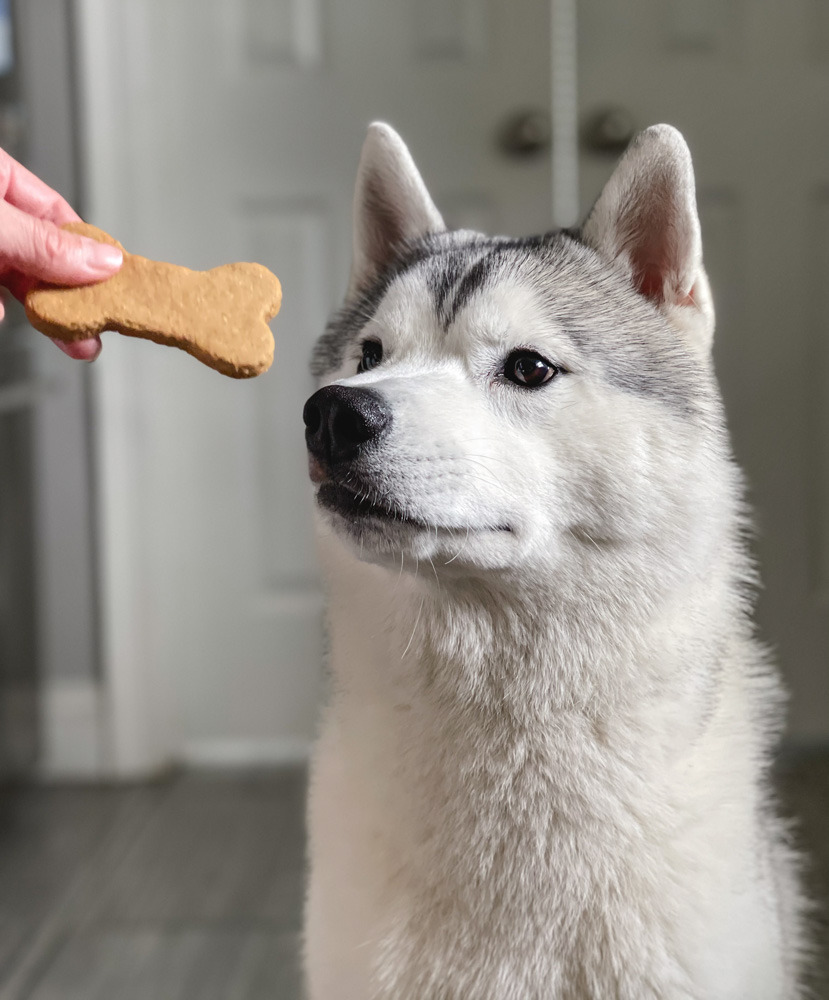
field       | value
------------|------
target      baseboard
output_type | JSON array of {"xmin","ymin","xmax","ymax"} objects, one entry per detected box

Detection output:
[
  {"xmin": 38, "ymin": 677, "xmax": 105, "ymax": 780},
  {"xmin": 181, "ymin": 737, "xmax": 311, "ymax": 769},
  {"xmin": 37, "ymin": 681, "xmax": 311, "ymax": 777}
]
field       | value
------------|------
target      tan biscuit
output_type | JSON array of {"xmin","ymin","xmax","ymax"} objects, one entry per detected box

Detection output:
[{"xmin": 25, "ymin": 222, "xmax": 282, "ymax": 379}]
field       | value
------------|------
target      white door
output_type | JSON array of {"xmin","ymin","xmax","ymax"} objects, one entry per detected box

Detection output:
[
  {"xmin": 578, "ymin": 0, "xmax": 829, "ymax": 742},
  {"xmin": 75, "ymin": 0, "xmax": 555, "ymax": 774}
]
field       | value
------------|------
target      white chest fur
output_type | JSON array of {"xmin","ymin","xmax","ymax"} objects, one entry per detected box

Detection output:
[{"xmin": 304, "ymin": 538, "xmax": 795, "ymax": 1000}]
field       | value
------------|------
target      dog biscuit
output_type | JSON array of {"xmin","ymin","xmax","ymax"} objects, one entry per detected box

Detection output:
[{"xmin": 25, "ymin": 222, "xmax": 282, "ymax": 378}]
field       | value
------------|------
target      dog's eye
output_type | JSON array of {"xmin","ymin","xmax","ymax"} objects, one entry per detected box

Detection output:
[
  {"xmin": 357, "ymin": 340, "xmax": 383, "ymax": 374},
  {"xmin": 503, "ymin": 351, "xmax": 560, "ymax": 388}
]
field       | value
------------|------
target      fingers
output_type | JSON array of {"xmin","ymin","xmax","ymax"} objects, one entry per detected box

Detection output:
[
  {"xmin": 1, "ymin": 268, "xmax": 34, "ymax": 302},
  {"xmin": 0, "ymin": 274, "xmax": 102, "ymax": 361},
  {"xmin": 0, "ymin": 199, "xmax": 122, "ymax": 289},
  {"xmin": 0, "ymin": 271, "xmax": 102, "ymax": 360},
  {"xmin": 0, "ymin": 150, "xmax": 108, "ymax": 362},
  {"xmin": 50, "ymin": 335, "xmax": 102, "ymax": 362},
  {"xmin": 0, "ymin": 147, "xmax": 81, "ymax": 226}
]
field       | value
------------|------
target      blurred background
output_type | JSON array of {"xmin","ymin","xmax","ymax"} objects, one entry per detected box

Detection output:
[{"xmin": 0, "ymin": 0, "xmax": 826, "ymax": 996}]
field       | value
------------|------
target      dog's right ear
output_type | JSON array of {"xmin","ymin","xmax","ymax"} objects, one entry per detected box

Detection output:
[{"xmin": 347, "ymin": 123, "xmax": 445, "ymax": 299}]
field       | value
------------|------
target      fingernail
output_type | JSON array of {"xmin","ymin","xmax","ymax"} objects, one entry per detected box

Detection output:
[{"xmin": 85, "ymin": 242, "xmax": 123, "ymax": 274}]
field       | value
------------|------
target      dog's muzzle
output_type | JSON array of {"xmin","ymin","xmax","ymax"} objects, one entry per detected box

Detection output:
[{"xmin": 303, "ymin": 385, "xmax": 391, "ymax": 467}]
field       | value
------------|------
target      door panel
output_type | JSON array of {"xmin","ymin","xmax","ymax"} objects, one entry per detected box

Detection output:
[{"xmin": 77, "ymin": 0, "xmax": 552, "ymax": 770}]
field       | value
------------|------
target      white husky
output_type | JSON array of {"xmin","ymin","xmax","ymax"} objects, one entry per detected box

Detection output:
[{"xmin": 302, "ymin": 123, "xmax": 806, "ymax": 999}]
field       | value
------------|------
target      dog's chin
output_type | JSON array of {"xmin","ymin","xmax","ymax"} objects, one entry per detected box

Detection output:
[{"xmin": 313, "ymin": 479, "xmax": 516, "ymax": 571}]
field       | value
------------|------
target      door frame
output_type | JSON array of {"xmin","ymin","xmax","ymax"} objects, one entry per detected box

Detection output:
[
  {"xmin": 66, "ymin": 0, "xmax": 179, "ymax": 778},
  {"xmin": 14, "ymin": 0, "xmax": 108, "ymax": 778}
]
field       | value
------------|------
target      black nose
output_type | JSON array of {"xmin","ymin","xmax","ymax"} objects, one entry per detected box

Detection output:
[{"xmin": 303, "ymin": 385, "xmax": 391, "ymax": 465}]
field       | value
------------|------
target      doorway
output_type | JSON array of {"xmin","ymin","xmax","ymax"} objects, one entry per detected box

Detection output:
[{"xmin": 75, "ymin": 0, "xmax": 558, "ymax": 775}]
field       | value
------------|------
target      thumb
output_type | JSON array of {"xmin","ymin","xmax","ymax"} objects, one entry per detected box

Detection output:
[{"xmin": 0, "ymin": 201, "xmax": 122, "ymax": 287}]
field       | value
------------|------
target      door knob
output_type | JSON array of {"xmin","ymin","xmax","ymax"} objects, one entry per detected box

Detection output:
[
  {"xmin": 581, "ymin": 107, "xmax": 637, "ymax": 155},
  {"xmin": 497, "ymin": 109, "xmax": 551, "ymax": 159}
]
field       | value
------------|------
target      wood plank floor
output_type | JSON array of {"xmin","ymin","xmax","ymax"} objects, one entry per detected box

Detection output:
[
  {"xmin": 0, "ymin": 756, "xmax": 825, "ymax": 999},
  {"xmin": 0, "ymin": 769, "xmax": 305, "ymax": 1000}
]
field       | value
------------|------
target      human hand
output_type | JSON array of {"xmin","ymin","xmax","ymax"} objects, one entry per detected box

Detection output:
[{"xmin": 0, "ymin": 147, "xmax": 122, "ymax": 361}]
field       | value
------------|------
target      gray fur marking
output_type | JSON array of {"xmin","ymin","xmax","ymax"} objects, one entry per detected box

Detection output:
[{"xmin": 312, "ymin": 228, "xmax": 712, "ymax": 419}]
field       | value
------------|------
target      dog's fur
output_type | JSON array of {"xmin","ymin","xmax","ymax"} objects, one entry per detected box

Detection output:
[{"xmin": 303, "ymin": 123, "xmax": 807, "ymax": 999}]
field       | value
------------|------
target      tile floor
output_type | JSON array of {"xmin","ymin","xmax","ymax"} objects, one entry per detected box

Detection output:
[{"xmin": 0, "ymin": 754, "xmax": 825, "ymax": 999}]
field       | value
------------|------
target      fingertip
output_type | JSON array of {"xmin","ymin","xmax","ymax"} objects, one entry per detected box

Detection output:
[
  {"xmin": 52, "ymin": 204, "xmax": 83, "ymax": 226},
  {"xmin": 51, "ymin": 336, "xmax": 102, "ymax": 362},
  {"xmin": 78, "ymin": 238, "xmax": 123, "ymax": 278}
]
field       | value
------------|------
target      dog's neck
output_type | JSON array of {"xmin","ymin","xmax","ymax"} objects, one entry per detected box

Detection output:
[
  {"xmin": 319, "ymin": 529, "xmax": 755, "ymax": 948},
  {"xmin": 321, "ymin": 532, "xmax": 742, "ymax": 762}
]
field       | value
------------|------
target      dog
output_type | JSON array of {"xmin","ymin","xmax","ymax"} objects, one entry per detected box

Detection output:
[{"xmin": 301, "ymin": 122, "xmax": 806, "ymax": 999}]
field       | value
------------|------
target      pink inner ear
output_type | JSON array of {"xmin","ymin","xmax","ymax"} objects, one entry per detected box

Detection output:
[
  {"xmin": 627, "ymin": 214, "xmax": 695, "ymax": 307},
  {"xmin": 634, "ymin": 266, "xmax": 696, "ymax": 308},
  {"xmin": 623, "ymin": 195, "xmax": 690, "ymax": 306},
  {"xmin": 679, "ymin": 281, "xmax": 699, "ymax": 308},
  {"xmin": 625, "ymin": 212, "xmax": 672, "ymax": 304},
  {"xmin": 634, "ymin": 261, "xmax": 666, "ymax": 303},
  {"xmin": 633, "ymin": 264, "xmax": 697, "ymax": 306}
]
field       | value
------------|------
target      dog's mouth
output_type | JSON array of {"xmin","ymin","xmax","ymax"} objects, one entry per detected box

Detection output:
[
  {"xmin": 316, "ymin": 478, "xmax": 426, "ymax": 528},
  {"xmin": 314, "ymin": 472, "xmax": 512, "ymax": 536}
]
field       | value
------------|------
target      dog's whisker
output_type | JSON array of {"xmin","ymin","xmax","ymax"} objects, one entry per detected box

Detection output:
[
  {"xmin": 400, "ymin": 596, "xmax": 425, "ymax": 660},
  {"xmin": 444, "ymin": 524, "xmax": 471, "ymax": 565},
  {"xmin": 426, "ymin": 553, "xmax": 441, "ymax": 594},
  {"xmin": 392, "ymin": 547, "xmax": 405, "ymax": 592}
]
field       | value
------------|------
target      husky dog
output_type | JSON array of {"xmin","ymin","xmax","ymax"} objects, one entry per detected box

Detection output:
[{"xmin": 302, "ymin": 123, "xmax": 805, "ymax": 999}]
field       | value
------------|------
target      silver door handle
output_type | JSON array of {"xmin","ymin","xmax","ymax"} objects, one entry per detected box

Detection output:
[
  {"xmin": 581, "ymin": 107, "xmax": 637, "ymax": 155},
  {"xmin": 497, "ymin": 109, "xmax": 551, "ymax": 158}
]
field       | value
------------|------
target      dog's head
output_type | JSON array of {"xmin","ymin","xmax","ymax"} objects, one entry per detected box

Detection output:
[{"xmin": 305, "ymin": 123, "xmax": 735, "ymax": 599}]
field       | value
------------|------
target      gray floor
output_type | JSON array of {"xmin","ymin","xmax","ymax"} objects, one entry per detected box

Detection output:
[
  {"xmin": 0, "ymin": 769, "xmax": 306, "ymax": 1000},
  {"xmin": 0, "ymin": 757, "xmax": 825, "ymax": 999}
]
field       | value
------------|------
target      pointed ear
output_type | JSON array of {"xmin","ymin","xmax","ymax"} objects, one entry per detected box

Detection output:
[
  {"xmin": 581, "ymin": 124, "xmax": 714, "ymax": 349},
  {"xmin": 347, "ymin": 122, "xmax": 445, "ymax": 299}
]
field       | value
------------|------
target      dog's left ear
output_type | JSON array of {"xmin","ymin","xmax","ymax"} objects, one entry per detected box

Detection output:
[
  {"xmin": 581, "ymin": 124, "xmax": 714, "ymax": 350},
  {"xmin": 348, "ymin": 122, "xmax": 445, "ymax": 299}
]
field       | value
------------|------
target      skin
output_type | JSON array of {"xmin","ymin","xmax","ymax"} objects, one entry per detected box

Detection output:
[{"xmin": 0, "ymin": 147, "xmax": 122, "ymax": 360}]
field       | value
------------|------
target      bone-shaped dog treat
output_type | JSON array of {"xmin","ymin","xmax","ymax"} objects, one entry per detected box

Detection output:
[{"xmin": 25, "ymin": 222, "xmax": 282, "ymax": 378}]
